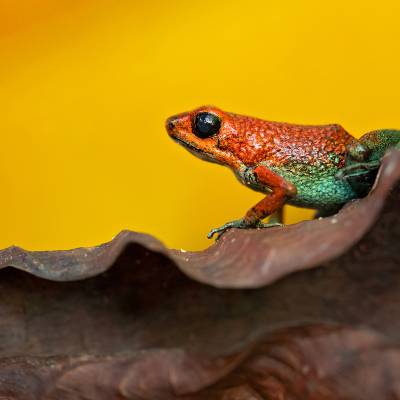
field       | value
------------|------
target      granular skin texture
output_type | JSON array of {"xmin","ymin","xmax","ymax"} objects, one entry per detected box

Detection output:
[{"xmin": 219, "ymin": 113, "xmax": 353, "ymax": 168}]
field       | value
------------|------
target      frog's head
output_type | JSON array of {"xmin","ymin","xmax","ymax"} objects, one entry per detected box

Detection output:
[{"xmin": 166, "ymin": 105, "xmax": 245, "ymax": 169}]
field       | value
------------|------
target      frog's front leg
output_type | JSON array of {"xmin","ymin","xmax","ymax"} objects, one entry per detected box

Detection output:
[{"xmin": 207, "ymin": 165, "xmax": 297, "ymax": 239}]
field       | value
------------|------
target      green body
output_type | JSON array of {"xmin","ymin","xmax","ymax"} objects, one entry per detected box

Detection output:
[{"xmin": 269, "ymin": 163, "xmax": 357, "ymax": 211}]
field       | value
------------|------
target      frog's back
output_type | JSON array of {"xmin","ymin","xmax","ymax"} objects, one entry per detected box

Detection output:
[
  {"xmin": 259, "ymin": 121, "xmax": 354, "ymax": 168},
  {"xmin": 224, "ymin": 114, "xmax": 355, "ymax": 168}
]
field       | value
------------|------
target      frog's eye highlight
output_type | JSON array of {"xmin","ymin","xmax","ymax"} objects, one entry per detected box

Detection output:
[{"xmin": 193, "ymin": 112, "xmax": 221, "ymax": 138}]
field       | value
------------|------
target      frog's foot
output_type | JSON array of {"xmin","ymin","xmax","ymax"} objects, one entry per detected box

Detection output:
[
  {"xmin": 207, "ymin": 219, "xmax": 282, "ymax": 240},
  {"xmin": 335, "ymin": 160, "xmax": 381, "ymax": 180}
]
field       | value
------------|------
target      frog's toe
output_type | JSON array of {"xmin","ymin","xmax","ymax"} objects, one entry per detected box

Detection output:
[
  {"xmin": 207, "ymin": 229, "xmax": 225, "ymax": 240},
  {"xmin": 336, "ymin": 160, "xmax": 382, "ymax": 181},
  {"xmin": 207, "ymin": 219, "xmax": 248, "ymax": 240},
  {"xmin": 258, "ymin": 222, "xmax": 283, "ymax": 229},
  {"xmin": 207, "ymin": 219, "xmax": 282, "ymax": 240},
  {"xmin": 207, "ymin": 221, "xmax": 236, "ymax": 240},
  {"xmin": 336, "ymin": 166, "xmax": 371, "ymax": 180}
]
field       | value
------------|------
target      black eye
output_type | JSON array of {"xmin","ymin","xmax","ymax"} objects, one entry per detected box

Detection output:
[{"xmin": 193, "ymin": 112, "xmax": 221, "ymax": 138}]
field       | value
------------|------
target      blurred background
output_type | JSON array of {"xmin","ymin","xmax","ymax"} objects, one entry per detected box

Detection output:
[{"xmin": 0, "ymin": 0, "xmax": 400, "ymax": 251}]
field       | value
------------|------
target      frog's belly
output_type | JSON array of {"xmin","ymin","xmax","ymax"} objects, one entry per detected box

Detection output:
[{"xmin": 270, "ymin": 167, "xmax": 358, "ymax": 210}]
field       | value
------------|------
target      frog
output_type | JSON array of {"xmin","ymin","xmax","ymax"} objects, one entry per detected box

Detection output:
[{"xmin": 166, "ymin": 106, "xmax": 400, "ymax": 239}]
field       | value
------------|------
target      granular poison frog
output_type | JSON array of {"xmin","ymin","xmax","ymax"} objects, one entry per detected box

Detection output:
[{"xmin": 166, "ymin": 106, "xmax": 400, "ymax": 239}]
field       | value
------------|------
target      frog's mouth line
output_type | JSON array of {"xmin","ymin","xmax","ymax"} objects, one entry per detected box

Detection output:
[{"xmin": 173, "ymin": 137, "xmax": 218, "ymax": 162}]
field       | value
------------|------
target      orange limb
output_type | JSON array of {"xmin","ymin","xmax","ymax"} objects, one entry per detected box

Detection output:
[
  {"xmin": 243, "ymin": 165, "xmax": 297, "ymax": 225},
  {"xmin": 207, "ymin": 165, "xmax": 297, "ymax": 239}
]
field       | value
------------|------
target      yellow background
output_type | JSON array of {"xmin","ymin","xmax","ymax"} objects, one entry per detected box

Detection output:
[{"xmin": 1, "ymin": 0, "xmax": 399, "ymax": 251}]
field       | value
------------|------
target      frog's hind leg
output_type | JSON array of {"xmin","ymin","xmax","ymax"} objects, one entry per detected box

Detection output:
[
  {"xmin": 336, "ymin": 129, "xmax": 400, "ymax": 192},
  {"xmin": 337, "ymin": 129, "xmax": 400, "ymax": 180},
  {"xmin": 358, "ymin": 129, "xmax": 400, "ymax": 160}
]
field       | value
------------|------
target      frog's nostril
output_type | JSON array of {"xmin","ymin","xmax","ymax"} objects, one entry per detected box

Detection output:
[
  {"xmin": 167, "ymin": 121, "xmax": 175, "ymax": 131},
  {"xmin": 166, "ymin": 117, "xmax": 178, "ymax": 132}
]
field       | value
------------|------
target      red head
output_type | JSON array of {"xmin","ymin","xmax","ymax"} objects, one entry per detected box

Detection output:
[
  {"xmin": 166, "ymin": 105, "xmax": 280, "ymax": 169},
  {"xmin": 166, "ymin": 106, "xmax": 241, "ymax": 168}
]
